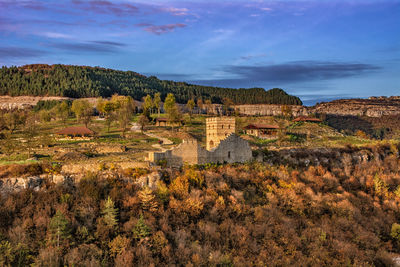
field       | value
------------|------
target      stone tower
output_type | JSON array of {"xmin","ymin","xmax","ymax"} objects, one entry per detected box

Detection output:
[{"xmin": 206, "ymin": 117, "xmax": 235, "ymax": 150}]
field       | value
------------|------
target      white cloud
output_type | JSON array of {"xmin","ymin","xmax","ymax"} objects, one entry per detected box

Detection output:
[{"xmin": 39, "ymin": 32, "xmax": 74, "ymax": 39}]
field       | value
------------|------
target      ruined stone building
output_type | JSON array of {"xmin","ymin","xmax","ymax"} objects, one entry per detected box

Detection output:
[
  {"xmin": 147, "ymin": 117, "xmax": 252, "ymax": 167},
  {"xmin": 206, "ymin": 117, "xmax": 235, "ymax": 150}
]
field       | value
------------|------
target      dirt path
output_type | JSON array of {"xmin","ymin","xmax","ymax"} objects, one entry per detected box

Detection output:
[{"xmin": 145, "ymin": 132, "xmax": 173, "ymax": 152}]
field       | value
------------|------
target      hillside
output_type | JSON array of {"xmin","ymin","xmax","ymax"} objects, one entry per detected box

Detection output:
[
  {"xmin": 0, "ymin": 64, "xmax": 302, "ymax": 105},
  {"xmin": 313, "ymin": 97, "xmax": 400, "ymax": 117},
  {"xmin": 1, "ymin": 148, "xmax": 400, "ymax": 265}
]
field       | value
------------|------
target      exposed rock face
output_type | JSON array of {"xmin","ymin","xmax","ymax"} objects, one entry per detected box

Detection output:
[
  {"xmin": 0, "ymin": 176, "xmax": 44, "ymax": 193},
  {"xmin": 311, "ymin": 98, "xmax": 400, "ymax": 117},
  {"xmin": 233, "ymin": 104, "xmax": 308, "ymax": 117},
  {"xmin": 205, "ymin": 97, "xmax": 400, "ymax": 118},
  {"xmin": 0, "ymin": 96, "xmax": 70, "ymax": 110}
]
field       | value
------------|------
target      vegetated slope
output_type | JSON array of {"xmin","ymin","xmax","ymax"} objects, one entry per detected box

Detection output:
[
  {"xmin": 0, "ymin": 64, "xmax": 302, "ymax": 105},
  {"xmin": 1, "ymin": 144, "xmax": 400, "ymax": 265}
]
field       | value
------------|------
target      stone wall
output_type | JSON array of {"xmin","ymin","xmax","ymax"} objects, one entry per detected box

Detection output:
[
  {"xmin": 206, "ymin": 117, "xmax": 236, "ymax": 150},
  {"xmin": 147, "ymin": 134, "xmax": 253, "ymax": 167},
  {"xmin": 209, "ymin": 134, "xmax": 253, "ymax": 164},
  {"xmin": 233, "ymin": 104, "xmax": 308, "ymax": 117}
]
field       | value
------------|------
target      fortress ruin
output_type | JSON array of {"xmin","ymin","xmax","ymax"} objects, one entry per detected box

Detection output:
[{"xmin": 147, "ymin": 117, "xmax": 252, "ymax": 167}]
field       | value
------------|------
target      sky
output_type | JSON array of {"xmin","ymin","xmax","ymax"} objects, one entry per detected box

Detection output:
[{"xmin": 0, "ymin": 0, "xmax": 399, "ymax": 105}]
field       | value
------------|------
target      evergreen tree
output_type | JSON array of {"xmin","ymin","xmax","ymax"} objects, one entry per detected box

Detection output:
[
  {"xmin": 132, "ymin": 214, "xmax": 151, "ymax": 240},
  {"xmin": 102, "ymin": 196, "xmax": 118, "ymax": 228},
  {"xmin": 48, "ymin": 210, "xmax": 71, "ymax": 248}
]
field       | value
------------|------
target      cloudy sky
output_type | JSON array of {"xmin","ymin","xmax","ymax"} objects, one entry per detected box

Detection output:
[{"xmin": 0, "ymin": 0, "xmax": 399, "ymax": 105}]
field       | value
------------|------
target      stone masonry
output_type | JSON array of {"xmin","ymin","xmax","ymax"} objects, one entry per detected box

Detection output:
[
  {"xmin": 206, "ymin": 117, "xmax": 236, "ymax": 150},
  {"xmin": 147, "ymin": 117, "xmax": 252, "ymax": 167}
]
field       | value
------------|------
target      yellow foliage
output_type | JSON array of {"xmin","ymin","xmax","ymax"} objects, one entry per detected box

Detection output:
[
  {"xmin": 169, "ymin": 176, "xmax": 189, "ymax": 199},
  {"xmin": 138, "ymin": 187, "xmax": 158, "ymax": 212},
  {"xmin": 109, "ymin": 235, "xmax": 130, "ymax": 256}
]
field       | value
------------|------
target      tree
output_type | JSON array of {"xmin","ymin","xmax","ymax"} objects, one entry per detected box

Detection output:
[
  {"xmin": 24, "ymin": 112, "xmax": 38, "ymax": 158},
  {"xmin": 205, "ymin": 99, "xmax": 212, "ymax": 115},
  {"xmin": 153, "ymin": 92, "xmax": 161, "ymax": 117},
  {"xmin": 39, "ymin": 109, "xmax": 52, "ymax": 123},
  {"xmin": 97, "ymin": 98, "xmax": 116, "ymax": 132},
  {"xmin": 138, "ymin": 114, "xmax": 149, "ymax": 133},
  {"xmin": 281, "ymin": 105, "xmax": 292, "ymax": 119},
  {"xmin": 138, "ymin": 187, "xmax": 158, "ymax": 212},
  {"xmin": 391, "ymin": 223, "xmax": 400, "ymax": 246},
  {"xmin": 71, "ymin": 99, "xmax": 93, "ymax": 127},
  {"xmin": 132, "ymin": 214, "xmax": 151, "ymax": 240},
  {"xmin": 186, "ymin": 99, "xmax": 195, "ymax": 123},
  {"xmin": 48, "ymin": 210, "xmax": 71, "ymax": 248},
  {"xmin": 53, "ymin": 101, "xmax": 70, "ymax": 125},
  {"xmin": 4, "ymin": 111, "xmax": 24, "ymax": 134},
  {"xmin": 102, "ymin": 196, "xmax": 118, "ymax": 228},
  {"xmin": 143, "ymin": 94, "xmax": 153, "ymax": 117},
  {"xmin": 164, "ymin": 93, "xmax": 181, "ymax": 130},
  {"xmin": 112, "ymin": 95, "xmax": 135, "ymax": 137},
  {"xmin": 197, "ymin": 98, "xmax": 204, "ymax": 114},
  {"xmin": 222, "ymin": 97, "xmax": 234, "ymax": 116}
]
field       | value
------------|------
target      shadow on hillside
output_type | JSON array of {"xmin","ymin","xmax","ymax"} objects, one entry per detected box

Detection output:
[{"xmin": 325, "ymin": 115, "xmax": 374, "ymax": 136}]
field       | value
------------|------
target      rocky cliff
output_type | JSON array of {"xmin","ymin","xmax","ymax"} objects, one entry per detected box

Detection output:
[
  {"xmin": 312, "ymin": 97, "xmax": 400, "ymax": 117},
  {"xmin": 1, "ymin": 143, "xmax": 398, "ymax": 193},
  {"xmin": 230, "ymin": 96, "xmax": 400, "ymax": 118}
]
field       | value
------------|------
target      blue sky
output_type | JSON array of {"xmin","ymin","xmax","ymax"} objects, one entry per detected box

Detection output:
[{"xmin": 0, "ymin": 0, "xmax": 399, "ymax": 105}]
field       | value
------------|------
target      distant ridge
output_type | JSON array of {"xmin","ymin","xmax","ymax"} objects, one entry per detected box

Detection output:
[{"xmin": 0, "ymin": 64, "xmax": 302, "ymax": 105}]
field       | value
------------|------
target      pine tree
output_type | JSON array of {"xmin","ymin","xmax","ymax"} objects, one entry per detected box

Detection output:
[
  {"xmin": 138, "ymin": 187, "xmax": 158, "ymax": 212},
  {"xmin": 48, "ymin": 210, "xmax": 71, "ymax": 248},
  {"xmin": 132, "ymin": 214, "xmax": 151, "ymax": 240},
  {"xmin": 102, "ymin": 196, "xmax": 119, "ymax": 228}
]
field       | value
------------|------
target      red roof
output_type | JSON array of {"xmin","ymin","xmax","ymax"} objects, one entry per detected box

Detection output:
[
  {"xmin": 56, "ymin": 126, "xmax": 95, "ymax": 135},
  {"xmin": 293, "ymin": 116, "xmax": 322, "ymax": 122},
  {"xmin": 244, "ymin": 124, "xmax": 280, "ymax": 130}
]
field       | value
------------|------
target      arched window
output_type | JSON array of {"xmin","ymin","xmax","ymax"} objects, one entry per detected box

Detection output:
[
  {"xmin": 209, "ymin": 140, "xmax": 214, "ymax": 147},
  {"xmin": 228, "ymin": 125, "xmax": 231, "ymax": 129},
  {"xmin": 228, "ymin": 151, "xmax": 231, "ymax": 158},
  {"xmin": 222, "ymin": 125, "xmax": 224, "ymax": 129}
]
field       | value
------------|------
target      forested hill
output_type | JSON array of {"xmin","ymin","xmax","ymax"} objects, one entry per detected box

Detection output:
[{"xmin": 0, "ymin": 64, "xmax": 302, "ymax": 105}]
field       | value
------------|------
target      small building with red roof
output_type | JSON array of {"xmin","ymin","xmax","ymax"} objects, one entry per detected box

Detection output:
[
  {"xmin": 293, "ymin": 116, "xmax": 322, "ymax": 123},
  {"xmin": 56, "ymin": 126, "xmax": 95, "ymax": 138},
  {"xmin": 244, "ymin": 124, "xmax": 280, "ymax": 138},
  {"xmin": 155, "ymin": 117, "xmax": 183, "ymax": 127}
]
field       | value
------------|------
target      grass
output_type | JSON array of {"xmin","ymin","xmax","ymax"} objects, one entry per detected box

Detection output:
[{"xmin": 1, "ymin": 113, "xmax": 397, "ymax": 170}]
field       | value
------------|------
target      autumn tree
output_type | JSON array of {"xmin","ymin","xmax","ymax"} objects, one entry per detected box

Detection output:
[
  {"xmin": 153, "ymin": 92, "xmax": 162, "ymax": 117},
  {"xmin": 197, "ymin": 98, "xmax": 204, "ymax": 114},
  {"xmin": 143, "ymin": 94, "xmax": 153, "ymax": 117},
  {"xmin": 205, "ymin": 99, "xmax": 212, "ymax": 115},
  {"xmin": 71, "ymin": 99, "xmax": 93, "ymax": 127},
  {"xmin": 4, "ymin": 111, "xmax": 25, "ymax": 134},
  {"xmin": 164, "ymin": 93, "xmax": 181, "ymax": 130},
  {"xmin": 138, "ymin": 114, "xmax": 149, "ymax": 133},
  {"xmin": 186, "ymin": 99, "xmax": 195, "ymax": 123},
  {"xmin": 112, "ymin": 95, "xmax": 135, "ymax": 137},
  {"xmin": 53, "ymin": 101, "xmax": 70, "ymax": 125},
  {"xmin": 102, "ymin": 196, "xmax": 118, "ymax": 228},
  {"xmin": 97, "ymin": 98, "xmax": 116, "ymax": 132},
  {"xmin": 138, "ymin": 187, "xmax": 158, "ymax": 212}
]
